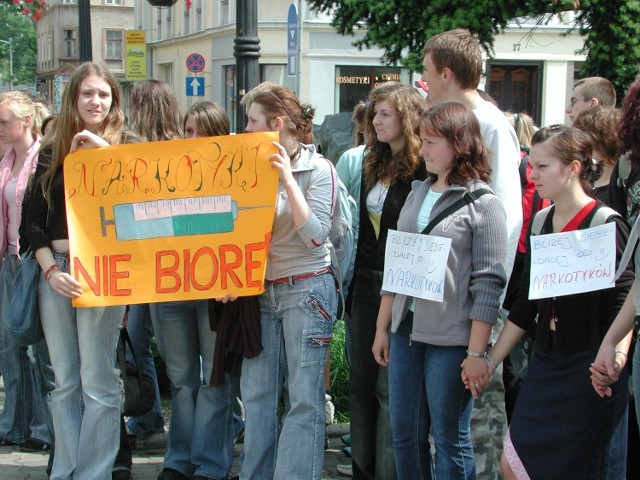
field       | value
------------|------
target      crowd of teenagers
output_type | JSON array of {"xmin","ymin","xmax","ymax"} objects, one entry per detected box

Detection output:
[{"xmin": 1, "ymin": 27, "xmax": 640, "ymax": 480}]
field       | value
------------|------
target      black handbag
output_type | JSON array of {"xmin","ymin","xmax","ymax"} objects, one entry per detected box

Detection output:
[
  {"xmin": 5, "ymin": 248, "xmax": 44, "ymax": 347},
  {"xmin": 117, "ymin": 327, "xmax": 155, "ymax": 417}
]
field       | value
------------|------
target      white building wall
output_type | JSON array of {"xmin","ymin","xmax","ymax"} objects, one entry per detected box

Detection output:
[{"xmin": 137, "ymin": 3, "xmax": 587, "ymax": 127}]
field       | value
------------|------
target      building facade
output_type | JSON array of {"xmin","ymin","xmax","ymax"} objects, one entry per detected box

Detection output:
[
  {"xmin": 137, "ymin": 1, "xmax": 586, "ymax": 129},
  {"xmin": 35, "ymin": 0, "xmax": 586, "ymax": 128},
  {"xmin": 35, "ymin": 0, "xmax": 135, "ymax": 110}
]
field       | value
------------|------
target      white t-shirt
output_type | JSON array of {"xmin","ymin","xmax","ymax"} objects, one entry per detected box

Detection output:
[{"xmin": 473, "ymin": 100, "xmax": 523, "ymax": 279}]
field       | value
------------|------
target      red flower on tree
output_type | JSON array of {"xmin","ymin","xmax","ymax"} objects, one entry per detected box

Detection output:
[{"xmin": 2, "ymin": 0, "xmax": 47, "ymax": 22}]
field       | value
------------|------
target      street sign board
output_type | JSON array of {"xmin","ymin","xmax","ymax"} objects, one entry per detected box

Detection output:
[
  {"xmin": 287, "ymin": 3, "xmax": 298, "ymax": 77},
  {"xmin": 186, "ymin": 53, "xmax": 205, "ymax": 73},
  {"xmin": 125, "ymin": 30, "xmax": 146, "ymax": 81},
  {"xmin": 186, "ymin": 77, "xmax": 205, "ymax": 97}
]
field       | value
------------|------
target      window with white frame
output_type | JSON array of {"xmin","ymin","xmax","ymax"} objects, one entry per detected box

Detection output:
[
  {"xmin": 160, "ymin": 63, "xmax": 173, "ymax": 88},
  {"xmin": 221, "ymin": 0, "xmax": 229, "ymax": 25},
  {"xmin": 184, "ymin": 7, "xmax": 190, "ymax": 35},
  {"xmin": 104, "ymin": 0, "xmax": 123, "ymax": 5},
  {"xmin": 195, "ymin": 0, "xmax": 202, "ymax": 31},
  {"xmin": 105, "ymin": 30, "xmax": 123, "ymax": 59},
  {"xmin": 62, "ymin": 0, "xmax": 77, "ymax": 4},
  {"xmin": 63, "ymin": 29, "xmax": 77, "ymax": 58}
]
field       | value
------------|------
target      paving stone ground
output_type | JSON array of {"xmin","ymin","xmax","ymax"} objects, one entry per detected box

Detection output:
[{"xmin": 0, "ymin": 377, "xmax": 352, "ymax": 479}]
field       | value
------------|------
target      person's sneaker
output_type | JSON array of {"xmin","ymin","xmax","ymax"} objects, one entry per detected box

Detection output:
[
  {"xmin": 342, "ymin": 445, "xmax": 352, "ymax": 457},
  {"xmin": 341, "ymin": 433, "xmax": 351, "ymax": 446},
  {"xmin": 325, "ymin": 393, "xmax": 335, "ymax": 425},
  {"xmin": 131, "ymin": 429, "xmax": 167, "ymax": 454},
  {"xmin": 157, "ymin": 468, "xmax": 189, "ymax": 480},
  {"xmin": 337, "ymin": 464, "xmax": 353, "ymax": 477},
  {"xmin": 19, "ymin": 439, "xmax": 49, "ymax": 452}
]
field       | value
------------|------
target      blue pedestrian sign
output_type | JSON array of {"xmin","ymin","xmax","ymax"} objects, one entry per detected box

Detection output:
[
  {"xmin": 186, "ymin": 77, "xmax": 204, "ymax": 97},
  {"xmin": 287, "ymin": 3, "xmax": 298, "ymax": 77}
]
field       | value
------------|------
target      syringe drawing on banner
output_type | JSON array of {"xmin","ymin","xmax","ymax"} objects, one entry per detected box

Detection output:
[{"xmin": 100, "ymin": 195, "xmax": 269, "ymax": 240}]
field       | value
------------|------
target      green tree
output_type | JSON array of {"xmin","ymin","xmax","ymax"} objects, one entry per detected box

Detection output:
[
  {"xmin": 307, "ymin": 0, "xmax": 640, "ymax": 100},
  {"xmin": 0, "ymin": 3, "xmax": 38, "ymax": 87}
]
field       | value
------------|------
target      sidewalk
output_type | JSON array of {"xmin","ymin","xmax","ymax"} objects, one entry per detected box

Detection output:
[{"xmin": 0, "ymin": 378, "xmax": 353, "ymax": 479}]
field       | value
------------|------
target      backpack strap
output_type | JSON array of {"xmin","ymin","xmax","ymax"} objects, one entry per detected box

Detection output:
[
  {"xmin": 421, "ymin": 188, "xmax": 492, "ymax": 235},
  {"xmin": 588, "ymin": 205, "xmax": 619, "ymax": 228},
  {"xmin": 530, "ymin": 205, "xmax": 553, "ymax": 236}
]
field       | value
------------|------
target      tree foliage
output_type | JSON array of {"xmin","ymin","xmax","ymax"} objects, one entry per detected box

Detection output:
[
  {"xmin": 307, "ymin": 0, "xmax": 640, "ymax": 100},
  {"xmin": 0, "ymin": 4, "xmax": 38, "ymax": 86}
]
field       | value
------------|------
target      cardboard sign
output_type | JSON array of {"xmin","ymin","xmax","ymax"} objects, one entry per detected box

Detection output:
[
  {"xmin": 65, "ymin": 132, "xmax": 279, "ymax": 307},
  {"xmin": 382, "ymin": 229, "xmax": 452, "ymax": 302},
  {"xmin": 529, "ymin": 222, "xmax": 616, "ymax": 300}
]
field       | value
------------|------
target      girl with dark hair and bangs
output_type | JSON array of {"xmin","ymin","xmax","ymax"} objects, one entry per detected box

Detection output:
[
  {"xmin": 478, "ymin": 125, "xmax": 633, "ymax": 480},
  {"xmin": 373, "ymin": 101, "xmax": 508, "ymax": 479}
]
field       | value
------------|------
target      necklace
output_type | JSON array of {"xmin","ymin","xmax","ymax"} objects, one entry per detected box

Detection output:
[
  {"xmin": 377, "ymin": 181, "xmax": 390, "ymax": 204},
  {"xmin": 288, "ymin": 143, "xmax": 302, "ymax": 160}
]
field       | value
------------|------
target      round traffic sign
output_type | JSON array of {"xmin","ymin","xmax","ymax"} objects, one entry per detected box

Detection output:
[{"xmin": 186, "ymin": 53, "xmax": 205, "ymax": 73}]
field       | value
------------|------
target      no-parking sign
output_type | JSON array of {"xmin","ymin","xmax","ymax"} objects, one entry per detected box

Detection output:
[{"xmin": 186, "ymin": 53, "xmax": 205, "ymax": 73}]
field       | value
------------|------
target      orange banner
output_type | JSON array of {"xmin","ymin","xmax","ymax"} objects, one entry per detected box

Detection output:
[{"xmin": 65, "ymin": 132, "xmax": 279, "ymax": 307}]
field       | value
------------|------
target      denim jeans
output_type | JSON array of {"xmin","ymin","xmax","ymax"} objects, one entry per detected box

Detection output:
[
  {"xmin": 389, "ymin": 331, "xmax": 475, "ymax": 480},
  {"xmin": 0, "ymin": 254, "xmax": 38, "ymax": 443},
  {"xmin": 349, "ymin": 271, "xmax": 396, "ymax": 480},
  {"xmin": 240, "ymin": 272, "xmax": 337, "ymax": 480},
  {"xmin": 39, "ymin": 251, "xmax": 124, "ymax": 480},
  {"xmin": 28, "ymin": 338, "xmax": 55, "ymax": 446},
  {"xmin": 124, "ymin": 304, "xmax": 165, "ymax": 439},
  {"xmin": 150, "ymin": 300, "xmax": 234, "ymax": 479}
]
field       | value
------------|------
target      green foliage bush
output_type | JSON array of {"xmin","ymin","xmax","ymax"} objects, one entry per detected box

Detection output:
[{"xmin": 329, "ymin": 319, "xmax": 351, "ymax": 424}]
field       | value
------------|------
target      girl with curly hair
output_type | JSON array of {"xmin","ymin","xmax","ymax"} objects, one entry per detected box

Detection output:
[{"xmin": 348, "ymin": 82, "xmax": 426, "ymax": 480}]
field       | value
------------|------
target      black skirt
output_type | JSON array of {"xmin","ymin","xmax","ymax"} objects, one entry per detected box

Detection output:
[{"xmin": 507, "ymin": 334, "xmax": 628, "ymax": 480}]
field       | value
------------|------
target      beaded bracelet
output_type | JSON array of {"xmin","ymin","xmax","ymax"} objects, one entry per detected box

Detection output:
[
  {"xmin": 614, "ymin": 349, "xmax": 628, "ymax": 359},
  {"xmin": 44, "ymin": 264, "xmax": 60, "ymax": 283}
]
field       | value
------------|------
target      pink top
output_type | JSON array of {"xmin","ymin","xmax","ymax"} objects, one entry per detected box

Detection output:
[
  {"xmin": 3, "ymin": 174, "xmax": 18, "ymax": 255},
  {"xmin": 0, "ymin": 136, "xmax": 41, "ymax": 258}
]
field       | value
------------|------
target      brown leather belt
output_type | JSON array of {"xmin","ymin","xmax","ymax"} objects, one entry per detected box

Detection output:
[{"xmin": 267, "ymin": 267, "xmax": 333, "ymax": 284}]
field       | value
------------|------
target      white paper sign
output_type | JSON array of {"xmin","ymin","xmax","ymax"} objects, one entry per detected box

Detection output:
[
  {"xmin": 382, "ymin": 229, "xmax": 452, "ymax": 302},
  {"xmin": 529, "ymin": 222, "xmax": 616, "ymax": 300}
]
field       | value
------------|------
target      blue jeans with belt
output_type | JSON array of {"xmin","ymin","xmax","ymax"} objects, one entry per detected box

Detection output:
[
  {"xmin": 240, "ymin": 272, "xmax": 337, "ymax": 480},
  {"xmin": 150, "ymin": 300, "xmax": 234, "ymax": 480}
]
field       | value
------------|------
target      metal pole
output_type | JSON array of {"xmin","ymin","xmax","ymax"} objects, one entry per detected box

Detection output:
[
  {"xmin": 78, "ymin": 0, "xmax": 92, "ymax": 62},
  {"xmin": 0, "ymin": 39, "xmax": 12, "ymax": 91},
  {"xmin": 296, "ymin": 0, "xmax": 301, "ymax": 97},
  {"xmin": 234, "ymin": 0, "xmax": 261, "ymax": 133}
]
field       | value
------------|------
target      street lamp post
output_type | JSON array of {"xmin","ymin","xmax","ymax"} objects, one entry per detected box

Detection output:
[
  {"xmin": 0, "ymin": 39, "xmax": 13, "ymax": 91},
  {"xmin": 234, "ymin": 0, "xmax": 260, "ymax": 133},
  {"xmin": 78, "ymin": 0, "xmax": 92, "ymax": 62}
]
